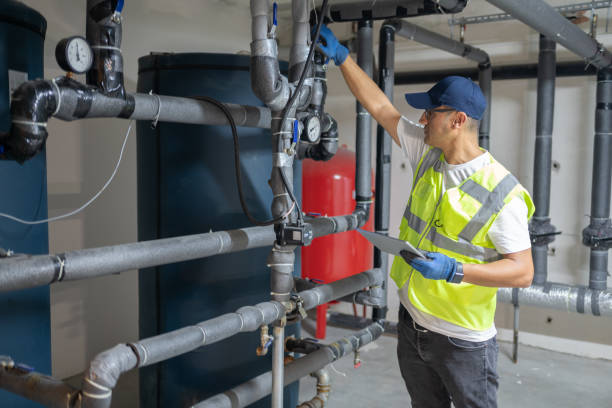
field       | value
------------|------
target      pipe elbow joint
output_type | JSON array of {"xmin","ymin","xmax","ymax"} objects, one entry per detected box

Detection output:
[
  {"xmin": 2, "ymin": 80, "xmax": 58, "ymax": 163},
  {"xmin": 353, "ymin": 203, "xmax": 371, "ymax": 228}
]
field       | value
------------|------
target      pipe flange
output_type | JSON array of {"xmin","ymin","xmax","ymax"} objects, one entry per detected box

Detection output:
[
  {"xmin": 529, "ymin": 218, "xmax": 559, "ymax": 246},
  {"xmin": 582, "ymin": 218, "xmax": 612, "ymax": 250}
]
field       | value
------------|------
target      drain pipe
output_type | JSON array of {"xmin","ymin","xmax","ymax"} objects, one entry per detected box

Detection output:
[
  {"xmin": 1, "ymin": 77, "xmax": 271, "ymax": 163},
  {"xmin": 372, "ymin": 21, "xmax": 395, "ymax": 322},
  {"xmin": 530, "ymin": 34, "xmax": 558, "ymax": 286},
  {"xmin": 583, "ymin": 68, "xmax": 612, "ymax": 291},
  {"xmin": 296, "ymin": 368, "xmax": 330, "ymax": 408},
  {"xmin": 485, "ymin": 0, "xmax": 612, "ymax": 69},
  {"xmin": 354, "ymin": 19, "xmax": 374, "ymax": 230},
  {"xmin": 192, "ymin": 322, "xmax": 384, "ymax": 408}
]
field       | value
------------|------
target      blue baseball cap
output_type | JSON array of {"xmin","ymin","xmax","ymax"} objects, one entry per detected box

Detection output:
[{"xmin": 404, "ymin": 76, "xmax": 486, "ymax": 120}]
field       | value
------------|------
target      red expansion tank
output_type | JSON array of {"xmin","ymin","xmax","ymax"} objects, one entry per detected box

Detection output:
[{"xmin": 302, "ymin": 146, "xmax": 374, "ymax": 339}]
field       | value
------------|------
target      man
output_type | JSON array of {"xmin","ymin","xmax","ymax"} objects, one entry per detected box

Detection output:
[{"xmin": 316, "ymin": 25, "xmax": 535, "ymax": 408}]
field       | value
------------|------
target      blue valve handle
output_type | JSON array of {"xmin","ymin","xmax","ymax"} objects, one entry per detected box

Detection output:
[
  {"xmin": 115, "ymin": 0, "xmax": 124, "ymax": 13},
  {"xmin": 273, "ymin": 3, "xmax": 278, "ymax": 26},
  {"xmin": 292, "ymin": 119, "xmax": 299, "ymax": 144}
]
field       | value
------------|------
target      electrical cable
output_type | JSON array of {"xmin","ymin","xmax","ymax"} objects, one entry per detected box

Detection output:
[
  {"xmin": 0, "ymin": 120, "xmax": 134, "ymax": 225},
  {"xmin": 191, "ymin": 96, "xmax": 295, "ymax": 226}
]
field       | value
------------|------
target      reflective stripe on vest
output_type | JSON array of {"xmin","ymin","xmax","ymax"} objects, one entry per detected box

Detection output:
[{"xmin": 391, "ymin": 147, "xmax": 535, "ymax": 331}]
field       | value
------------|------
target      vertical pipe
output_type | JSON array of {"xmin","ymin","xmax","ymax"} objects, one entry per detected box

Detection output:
[
  {"xmin": 272, "ymin": 326, "xmax": 285, "ymax": 408},
  {"xmin": 355, "ymin": 20, "xmax": 374, "ymax": 205},
  {"xmin": 372, "ymin": 23, "xmax": 395, "ymax": 322},
  {"xmin": 530, "ymin": 34, "xmax": 557, "ymax": 286},
  {"xmin": 584, "ymin": 68, "xmax": 612, "ymax": 290},
  {"xmin": 478, "ymin": 62, "xmax": 492, "ymax": 150}
]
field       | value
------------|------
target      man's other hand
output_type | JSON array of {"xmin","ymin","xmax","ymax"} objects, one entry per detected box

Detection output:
[
  {"xmin": 314, "ymin": 25, "xmax": 349, "ymax": 66},
  {"xmin": 407, "ymin": 251, "xmax": 459, "ymax": 282}
]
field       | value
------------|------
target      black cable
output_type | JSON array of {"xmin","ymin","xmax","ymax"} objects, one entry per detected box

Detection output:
[{"xmin": 191, "ymin": 95, "xmax": 291, "ymax": 226}]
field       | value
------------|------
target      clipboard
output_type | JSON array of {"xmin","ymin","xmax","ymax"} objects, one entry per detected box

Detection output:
[{"xmin": 358, "ymin": 229, "xmax": 427, "ymax": 261}]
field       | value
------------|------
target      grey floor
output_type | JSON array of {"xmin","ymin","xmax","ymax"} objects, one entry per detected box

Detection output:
[
  {"xmin": 298, "ymin": 323, "xmax": 612, "ymax": 408},
  {"xmin": 69, "ymin": 322, "xmax": 612, "ymax": 407}
]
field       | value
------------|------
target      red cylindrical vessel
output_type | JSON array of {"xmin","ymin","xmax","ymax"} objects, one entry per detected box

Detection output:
[{"xmin": 302, "ymin": 146, "xmax": 374, "ymax": 338}]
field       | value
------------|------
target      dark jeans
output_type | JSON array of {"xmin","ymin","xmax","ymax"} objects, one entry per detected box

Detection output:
[{"xmin": 397, "ymin": 305, "xmax": 499, "ymax": 408}]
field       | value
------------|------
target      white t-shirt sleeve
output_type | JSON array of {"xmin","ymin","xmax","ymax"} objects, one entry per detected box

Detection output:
[
  {"xmin": 487, "ymin": 197, "xmax": 532, "ymax": 254},
  {"xmin": 396, "ymin": 116, "xmax": 429, "ymax": 172}
]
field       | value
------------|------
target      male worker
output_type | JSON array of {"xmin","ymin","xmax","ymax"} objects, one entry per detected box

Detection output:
[{"xmin": 315, "ymin": 25, "xmax": 535, "ymax": 408}]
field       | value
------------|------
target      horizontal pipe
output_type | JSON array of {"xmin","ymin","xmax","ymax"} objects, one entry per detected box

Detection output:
[
  {"xmin": 309, "ymin": 214, "xmax": 362, "ymax": 238},
  {"xmin": 486, "ymin": 0, "xmax": 612, "ymax": 69},
  {"xmin": 193, "ymin": 322, "xmax": 384, "ymax": 408},
  {"xmin": 319, "ymin": 0, "xmax": 466, "ymax": 22},
  {"xmin": 387, "ymin": 19, "xmax": 489, "ymax": 65},
  {"xmin": 0, "ymin": 225, "xmax": 276, "ymax": 292},
  {"xmin": 497, "ymin": 284, "xmax": 612, "ymax": 316},
  {"xmin": 0, "ymin": 364, "xmax": 80, "ymax": 408},
  {"xmin": 395, "ymin": 61, "xmax": 597, "ymax": 85}
]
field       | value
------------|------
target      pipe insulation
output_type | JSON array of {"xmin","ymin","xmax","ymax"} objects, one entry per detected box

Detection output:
[
  {"xmin": 498, "ymin": 284, "xmax": 612, "ymax": 316},
  {"xmin": 485, "ymin": 0, "xmax": 612, "ymax": 69},
  {"xmin": 192, "ymin": 322, "xmax": 385, "ymax": 408},
  {"xmin": 387, "ymin": 19, "xmax": 489, "ymax": 65},
  {"xmin": 318, "ymin": 0, "xmax": 467, "ymax": 22},
  {"xmin": 0, "ymin": 225, "xmax": 276, "ymax": 292},
  {"xmin": 530, "ymin": 35, "xmax": 557, "ymax": 286},
  {"xmin": 355, "ymin": 20, "xmax": 374, "ymax": 206},
  {"xmin": 289, "ymin": 0, "xmax": 311, "ymax": 83},
  {"xmin": 372, "ymin": 22, "xmax": 396, "ymax": 321}
]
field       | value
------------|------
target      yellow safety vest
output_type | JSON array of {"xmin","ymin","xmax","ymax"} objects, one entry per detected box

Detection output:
[{"xmin": 390, "ymin": 147, "xmax": 535, "ymax": 331}]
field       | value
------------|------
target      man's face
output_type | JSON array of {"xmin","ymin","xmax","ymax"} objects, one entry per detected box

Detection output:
[{"xmin": 419, "ymin": 106, "xmax": 455, "ymax": 147}]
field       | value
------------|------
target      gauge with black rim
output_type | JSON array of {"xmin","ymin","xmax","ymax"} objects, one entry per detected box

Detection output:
[
  {"xmin": 55, "ymin": 36, "xmax": 93, "ymax": 74},
  {"xmin": 303, "ymin": 115, "xmax": 321, "ymax": 143}
]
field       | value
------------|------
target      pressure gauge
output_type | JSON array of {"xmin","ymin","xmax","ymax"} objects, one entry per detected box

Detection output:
[
  {"xmin": 55, "ymin": 36, "xmax": 94, "ymax": 74},
  {"xmin": 303, "ymin": 115, "xmax": 321, "ymax": 143}
]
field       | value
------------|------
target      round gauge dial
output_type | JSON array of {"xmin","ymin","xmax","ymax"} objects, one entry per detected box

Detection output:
[
  {"xmin": 304, "ymin": 116, "xmax": 321, "ymax": 143},
  {"xmin": 55, "ymin": 36, "xmax": 93, "ymax": 74}
]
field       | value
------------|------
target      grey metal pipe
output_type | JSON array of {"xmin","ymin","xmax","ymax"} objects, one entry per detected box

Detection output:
[
  {"xmin": 0, "ymin": 362, "xmax": 80, "ymax": 408},
  {"xmin": 192, "ymin": 322, "xmax": 384, "ymax": 408},
  {"xmin": 355, "ymin": 20, "xmax": 374, "ymax": 208},
  {"xmin": 0, "ymin": 225, "xmax": 276, "ymax": 292},
  {"xmin": 387, "ymin": 19, "xmax": 489, "ymax": 65},
  {"xmin": 309, "ymin": 214, "xmax": 362, "ymax": 238},
  {"xmin": 497, "ymin": 284, "xmax": 612, "ymax": 316},
  {"xmin": 478, "ymin": 63, "xmax": 492, "ymax": 150},
  {"xmin": 373, "ymin": 22, "xmax": 395, "ymax": 322},
  {"xmin": 319, "ymin": 0, "xmax": 466, "ymax": 22},
  {"xmin": 296, "ymin": 368, "xmax": 330, "ymax": 408},
  {"xmin": 485, "ymin": 0, "xmax": 612, "ymax": 69},
  {"xmin": 530, "ymin": 35, "xmax": 557, "ymax": 286},
  {"xmin": 289, "ymin": 0, "xmax": 311, "ymax": 82},
  {"xmin": 583, "ymin": 68, "xmax": 612, "ymax": 290}
]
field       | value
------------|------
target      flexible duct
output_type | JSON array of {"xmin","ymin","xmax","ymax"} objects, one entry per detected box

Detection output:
[
  {"xmin": 485, "ymin": 0, "xmax": 612, "ymax": 69},
  {"xmin": 192, "ymin": 322, "xmax": 384, "ymax": 408}
]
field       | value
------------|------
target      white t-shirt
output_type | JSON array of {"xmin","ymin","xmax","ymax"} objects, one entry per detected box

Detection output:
[{"xmin": 396, "ymin": 116, "xmax": 531, "ymax": 342}]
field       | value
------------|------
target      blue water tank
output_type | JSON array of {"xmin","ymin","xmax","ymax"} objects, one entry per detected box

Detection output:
[
  {"xmin": 137, "ymin": 53, "xmax": 300, "ymax": 407},
  {"xmin": 0, "ymin": 1, "xmax": 50, "ymax": 407}
]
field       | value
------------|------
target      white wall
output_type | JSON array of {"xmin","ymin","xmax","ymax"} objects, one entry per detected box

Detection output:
[{"xmin": 18, "ymin": 0, "xmax": 612, "ymax": 385}]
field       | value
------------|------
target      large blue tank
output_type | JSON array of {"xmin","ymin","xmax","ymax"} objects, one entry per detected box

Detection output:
[
  {"xmin": 0, "ymin": 1, "xmax": 50, "ymax": 407},
  {"xmin": 137, "ymin": 53, "xmax": 300, "ymax": 408}
]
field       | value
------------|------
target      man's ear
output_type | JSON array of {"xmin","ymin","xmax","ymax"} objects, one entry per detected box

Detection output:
[{"xmin": 451, "ymin": 112, "xmax": 468, "ymax": 128}]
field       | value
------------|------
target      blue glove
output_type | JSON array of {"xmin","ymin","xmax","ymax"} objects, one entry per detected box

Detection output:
[
  {"xmin": 406, "ymin": 251, "xmax": 459, "ymax": 282},
  {"xmin": 314, "ymin": 25, "xmax": 349, "ymax": 66}
]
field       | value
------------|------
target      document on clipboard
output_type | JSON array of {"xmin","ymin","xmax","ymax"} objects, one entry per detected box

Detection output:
[{"xmin": 358, "ymin": 229, "xmax": 427, "ymax": 261}]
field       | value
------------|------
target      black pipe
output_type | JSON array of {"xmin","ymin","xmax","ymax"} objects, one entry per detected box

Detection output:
[
  {"xmin": 354, "ymin": 19, "xmax": 374, "ymax": 227},
  {"xmin": 530, "ymin": 35, "xmax": 558, "ymax": 286},
  {"xmin": 583, "ymin": 69, "xmax": 612, "ymax": 291},
  {"xmin": 372, "ymin": 22, "xmax": 395, "ymax": 322},
  {"xmin": 86, "ymin": 0, "xmax": 126, "ymax": 98},
  {"xmin": 478, "ymin": 61, "xmax": 492, "ymax": 150},
  {"xmin": 312, "ymin": 0, "xmax": 467, "ymax": 23},
  {"xmin": 395, "ymin": 61, "xmax": 598, "ymax": 85}
]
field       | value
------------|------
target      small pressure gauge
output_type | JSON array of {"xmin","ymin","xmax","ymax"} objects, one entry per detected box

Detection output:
[
  {"xmin": 55, "ymin": 36, "xmax": 94, "ymax": 74},
  {"xmin": 303, "ymin": 115, "xmax": 321, "ymax": 143}
]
